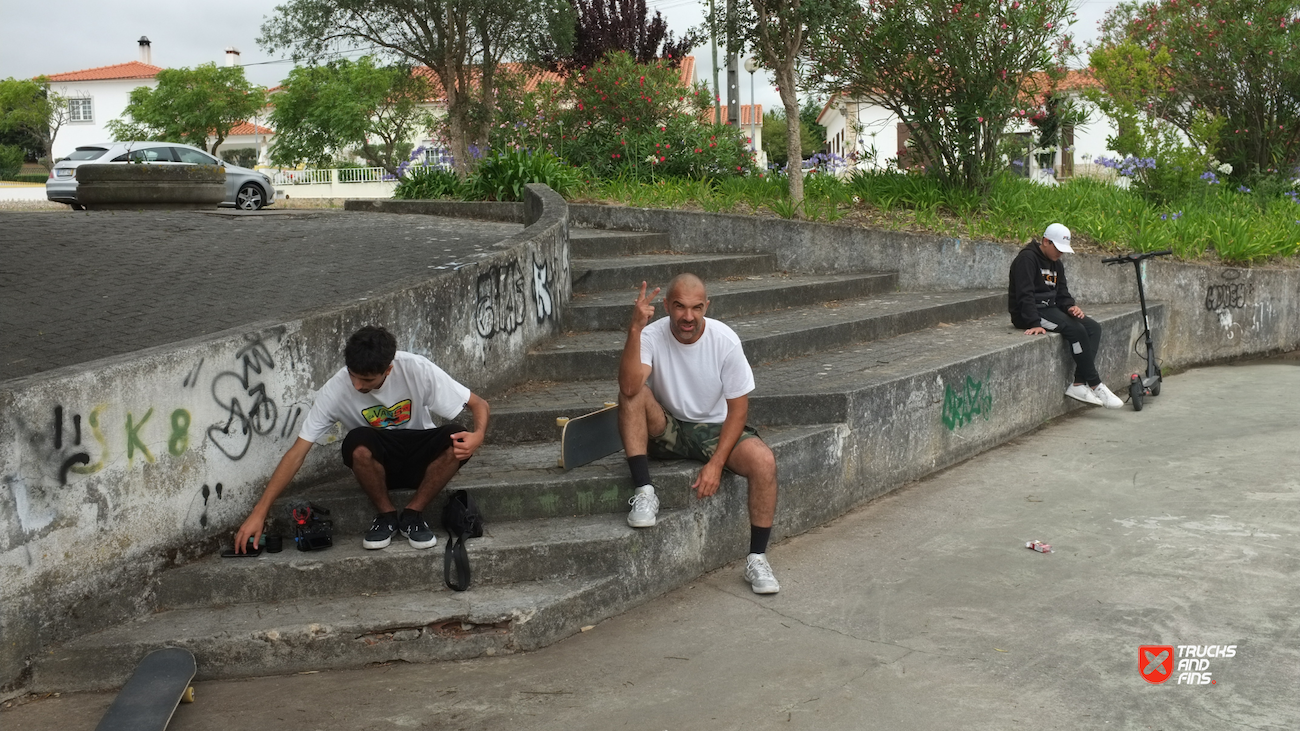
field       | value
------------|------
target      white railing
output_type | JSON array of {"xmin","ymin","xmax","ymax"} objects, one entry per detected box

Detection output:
[
  {"xmin": 271, "ymin": 168, "xmax": 333, "ymax": 186},
  {"xmin": 338, "ymin": 167, "xmax": 392, "ymax": 183}
]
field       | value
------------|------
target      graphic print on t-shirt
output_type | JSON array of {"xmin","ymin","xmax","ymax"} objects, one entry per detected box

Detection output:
[
  {"xmin": 1040, "ymin": 268, "xmax": 1058, "ymax": 287},
  {"xmin": 362, "ymin": 400, "xmax": 412, "ymax": 428}
]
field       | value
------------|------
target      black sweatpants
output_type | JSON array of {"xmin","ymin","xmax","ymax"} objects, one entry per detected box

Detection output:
[{"xmin": 1037, "ymin": 307, "xmax": 1102, "ymax": 386}]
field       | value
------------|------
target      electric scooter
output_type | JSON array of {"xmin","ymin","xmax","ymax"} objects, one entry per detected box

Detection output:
[{"xmin": 1101, "ymin": 249, "xmax": 1172, "ymax": 411}]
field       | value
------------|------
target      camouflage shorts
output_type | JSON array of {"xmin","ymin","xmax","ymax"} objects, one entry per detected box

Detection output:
[{"xmin": 647, "ymin": 408, "xmax": 759, "ymax": 463}]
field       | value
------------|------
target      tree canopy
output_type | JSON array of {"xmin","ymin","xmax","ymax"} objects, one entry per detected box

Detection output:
[
  {"xmin": 538, "ymin": 0, "xmax": 703, "ymax": 71},
  {"xmin": 808, "ymin": 0, "xmax": 1076, "ymax": 192},
  {"xmin": 269, "ymin": 57, "xmax": 434, "ymax": 175},
  {"xmin": 260, "ymin": 0, "xmax": 567, "ymax": 175},
  {"xmin": 1095, "ymin": 0, "xmax": 1300, "ymax": 177},
  {"xmin": 0, "ymin": 76, "xmax": 69, "ymax": 169},
  {"xmin": 107, "ymin": 64, "xmax": 266, "ymax": 154}
]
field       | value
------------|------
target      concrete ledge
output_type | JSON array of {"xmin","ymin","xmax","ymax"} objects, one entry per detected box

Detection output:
[{"xmin": 0, "ymin": 186, "xmax": 570, "ymax": 694}]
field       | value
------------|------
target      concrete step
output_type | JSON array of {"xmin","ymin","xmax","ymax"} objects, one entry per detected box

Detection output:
[
  {"xmin": 569, "ymin": 228, "xmax": 670, "ymax": 258},
  {"xmin": 571, "ymin": 253, "xmax": 778, "ymax": 293},
  {"xmin": 490, "ymin": 303, "xmax": 1146, "ymax": 443},
  {"xmin": 154, "ymin": 513, "xmax": 640, "ymax": 611},
  {"xmin": 34, "ymin": 575, "xmax": 621, "ymax": 692},
  {"xmin": 568, "ymin": 271, "xmax": 897, "ymax": 332},
  {"xmin": 527, "ymin": 289, "xmax": 1005, "ymax": 382},
  {"xmin": 277, "ymin": 425, "xmax": 839, "ymax": 528}
]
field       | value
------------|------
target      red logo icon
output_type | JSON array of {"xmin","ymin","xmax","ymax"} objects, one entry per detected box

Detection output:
[{"xmin": 1140, "ymin": 645, "xmax": 1175, "ymax": 683}]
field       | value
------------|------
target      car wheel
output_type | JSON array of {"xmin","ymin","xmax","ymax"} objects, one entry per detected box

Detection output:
[{"xmin": 235, "ymin": 183, "xmax": 264, "ymax": 211}]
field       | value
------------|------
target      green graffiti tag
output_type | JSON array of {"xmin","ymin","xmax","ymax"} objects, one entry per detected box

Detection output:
[
  {"xmin": 126, "ymin": 408, "xmax": 155, "ymax": 464},
  {"xmin": 169, "ymin": 409, "xmax": 192, "ymax": 456},
  {"xmin": 942, "ymin": 371, "xmax": 993, "ymax": 431}
]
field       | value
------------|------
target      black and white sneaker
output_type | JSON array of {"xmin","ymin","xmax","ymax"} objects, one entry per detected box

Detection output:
[
  {"xmin": 399, "ymin": 509, "xmax": 438, "ymax": 550},
  {"xmin": 363, "ymin": 512, "xmax": 399, "ymax": 550}
]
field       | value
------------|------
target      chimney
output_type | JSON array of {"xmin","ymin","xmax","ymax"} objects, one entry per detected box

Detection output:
[
  {"xmin": 138, "ymin": 36, "xmax": 152, "ymax": 65},
  {"xmin": 225, "ymin": 47, "xmax": 241, "ymax": 67}
]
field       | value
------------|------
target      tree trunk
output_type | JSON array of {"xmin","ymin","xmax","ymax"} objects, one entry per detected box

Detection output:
[{"xmin": 774, "ymin": 62, "xmax": 803, "ymax": 215}]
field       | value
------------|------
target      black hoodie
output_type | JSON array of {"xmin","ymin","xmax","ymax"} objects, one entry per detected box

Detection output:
[{"xmin": 1007, "ymin": 240, "xmax": 1076, "ymax": 329}]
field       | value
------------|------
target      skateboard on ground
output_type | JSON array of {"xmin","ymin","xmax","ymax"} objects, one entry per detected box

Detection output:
[
  {"xmin": 558, "ymin": 402, "xmax": 623, "ymax": 470},
  {"xmin": 95, "ymin": 647, "xmax": 196, "ymax": 731}
]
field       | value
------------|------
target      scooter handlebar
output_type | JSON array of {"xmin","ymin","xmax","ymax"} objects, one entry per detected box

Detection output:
[{"xmin": 1101, "ymin": 249, "xmax": 1174, "ymax": 264}]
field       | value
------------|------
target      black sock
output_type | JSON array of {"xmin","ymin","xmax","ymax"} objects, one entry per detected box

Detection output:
[
  {"xmin": 627, "ymin": 454, "xmax": 651, "ymax": 487},
  {"xmin": 749, "ymin": 525, "xmax": 772, "ymax": 555}
]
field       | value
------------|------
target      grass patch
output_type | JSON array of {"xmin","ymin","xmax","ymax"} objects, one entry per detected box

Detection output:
[{"xmin": 571, "ymin": 171, "xmax": 1300, "ymax": 265}]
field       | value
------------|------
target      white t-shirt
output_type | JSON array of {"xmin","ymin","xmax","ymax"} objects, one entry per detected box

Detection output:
[
  {"xmin": 298, "ymin": 351, "xmax": 472, "ymax": 444},
  {"xmin": 640, "ymin": 317, "xmax": 754, "ymax": 424}
]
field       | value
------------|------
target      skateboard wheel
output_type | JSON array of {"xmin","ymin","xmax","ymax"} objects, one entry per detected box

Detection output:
[
  {"xmin": 603, "ymin": 402, "xmax": 616, "ymax": 408},
  {"xmin": 181, "ymin": 686, "xmax": 195, "ymax": 703},
  {"xmin": 556, "ymin": 417, "xmax": 570, "ymax": 427}
]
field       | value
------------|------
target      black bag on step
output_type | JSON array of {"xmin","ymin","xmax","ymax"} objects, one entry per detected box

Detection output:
[{"xmin": 441, "ymin": 489, "xmax": 484, "ymax": 591}]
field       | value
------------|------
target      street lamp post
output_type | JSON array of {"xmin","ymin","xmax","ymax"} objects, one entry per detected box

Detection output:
[{"xmin": 743, "ymin": 57, "xmax": 758, "ymax": 156}]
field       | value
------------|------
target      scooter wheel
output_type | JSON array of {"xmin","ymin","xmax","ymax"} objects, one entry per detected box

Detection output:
[
  {"xmin": 1150, "ymin": 380, "xmax": 1161, "ymax": 397},
  {"xmin": 1129, "ymin": 379, "xmax": 1144, "ymax": 411}
]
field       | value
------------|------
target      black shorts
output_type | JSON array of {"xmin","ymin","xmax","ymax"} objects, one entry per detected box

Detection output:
[{"xmin": 340, "ymin": 425, "xmax": 467, "ymax": 491}]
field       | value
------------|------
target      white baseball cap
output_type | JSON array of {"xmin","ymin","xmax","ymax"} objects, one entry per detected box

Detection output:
[{"xmin": 1043, "ymin": 223, "xmax": 1073, "ymax": 253}]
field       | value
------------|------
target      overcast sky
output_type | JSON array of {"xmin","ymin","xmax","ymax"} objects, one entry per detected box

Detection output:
[{"xmin": 1, "ymin": 0, "xmax": 1126, "ymax": 116}]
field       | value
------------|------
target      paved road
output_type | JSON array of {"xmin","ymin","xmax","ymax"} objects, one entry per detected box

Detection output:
[
  {"xmin": 0, "ymin": 210, "xmax": 521, "ymax": 383},
  {"xmin": 7, "ymin": 359, "xmax": 1297, "ymax": 730}
]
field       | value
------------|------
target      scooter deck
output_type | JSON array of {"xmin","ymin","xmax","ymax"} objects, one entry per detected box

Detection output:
[{"xmin": 95, "ymin": 648, "xmax": 196, "ymax": 731}]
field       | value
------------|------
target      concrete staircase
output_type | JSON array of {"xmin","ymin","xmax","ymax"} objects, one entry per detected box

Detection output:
[{"xmin": 30, "ymin": 227, "xmax": 1154, "ymax": 692}]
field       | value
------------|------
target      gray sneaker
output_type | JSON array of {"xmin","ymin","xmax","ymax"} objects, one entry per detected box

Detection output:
[
  {"xmin": 627, "ymin": 485, "xmax": 659, "ymax": 528},
  {"xmin": 744, "ymin": 553, "xmax": 780, "ymax": 594}
]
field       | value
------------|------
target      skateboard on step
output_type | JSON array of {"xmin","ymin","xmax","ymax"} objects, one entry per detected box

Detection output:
[
  {"xmin": 558, "ymin": 402, "xmax": 623, "ymax": 470},
  {"xmin": 95, "ymin": 647, "xmax": 196, "ymax": 731}
]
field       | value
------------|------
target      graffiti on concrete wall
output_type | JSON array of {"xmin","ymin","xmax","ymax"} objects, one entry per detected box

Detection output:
[
  {"xmin": 33, "ymin": 327, "xmax": 305, "ymax": 491},
  {"xmin": 474, "ymin": 260, "xmax": 528, "ymax": 338},
  {"xmin": 1205, "ymin": 270, "xmax": 1254, "ymax": 311},
  {"xmin": 532, "ymin": 254, "xmax": 554, "ymax": 323},
  {"xmin": 942, "ymin": 370, "xmax": 993, "ymax": 431},
  {"xmin": 206, "ymin": 329, "xmax": 300, "ymax": 461}
]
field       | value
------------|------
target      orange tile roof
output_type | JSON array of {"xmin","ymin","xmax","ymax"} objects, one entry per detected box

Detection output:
[
  {"xmin": 227, "ymin": 122, "xmax": 274, "ymax": 136},
  {"xmin": 45, "ymin": 61, "xmax": 162, "ymax": 82}
]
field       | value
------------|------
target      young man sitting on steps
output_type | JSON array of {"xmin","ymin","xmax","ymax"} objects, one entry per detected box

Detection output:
[
  {"xmin": 617, "ymin": 273, "xmax": 782, "ymax": 594},
  {"xmin": 1009, "ymin": 223, "xmax": 1123, "ymax": 409},
  {"xmin": 234, "ymin": 325, "xmax": 489, "ymax": 552}
]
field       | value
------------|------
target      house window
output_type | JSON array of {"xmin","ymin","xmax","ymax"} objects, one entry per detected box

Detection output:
[{"xmin": 68, "ymin": 98, "xmax": 93, "ymax": 123}]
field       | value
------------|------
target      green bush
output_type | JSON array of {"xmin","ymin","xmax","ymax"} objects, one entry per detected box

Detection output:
[
  {"xmin": 465, "ymin": 148, "xmax": 582, "ymax": 201},
  {"xmin": 0, "ymin": 145, "xmax": 24, "ymax": 180},
  {"xmin": 221, "ymin": 148, "xmax": 259, "ymax": 168},
  {"xmin": 13, "ymin": 173, "xmax": 48, "ymax": 184},
  {"xmin": 394, "ymin": 166, "xmax": 462, "ymax": 199}
]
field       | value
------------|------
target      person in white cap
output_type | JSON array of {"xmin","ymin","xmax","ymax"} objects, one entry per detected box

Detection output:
[{"xmin": 1008, "ymin": 223, "xmax": 1123, "ymax": 408}]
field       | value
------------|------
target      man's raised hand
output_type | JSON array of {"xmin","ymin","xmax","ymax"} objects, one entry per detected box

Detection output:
[{"xmin": 631, "ymin": 281, "xmax": 661, "ymax": 331}]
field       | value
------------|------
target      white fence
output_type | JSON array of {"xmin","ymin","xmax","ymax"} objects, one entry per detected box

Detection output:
[{"xmin": 267, "ymin": 167, "xmax": 397, "ymax": 199}]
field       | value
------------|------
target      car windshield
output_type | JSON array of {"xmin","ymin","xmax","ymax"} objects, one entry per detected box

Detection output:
[{"xmin": 66, "ymin": 147, "xmax": 108, "ymax": 161}]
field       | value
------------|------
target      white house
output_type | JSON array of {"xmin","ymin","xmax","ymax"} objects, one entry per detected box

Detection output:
[
  {"xmin": 816, "ymin": 70, "xmax": 1120, "ymax": 180},
  {"xmin": 44, "ymin": 38, "xmax": 162, "ymax": 159}
]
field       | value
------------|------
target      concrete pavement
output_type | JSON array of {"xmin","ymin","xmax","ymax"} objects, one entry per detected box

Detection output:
[{"xmin": 5, "ymin": 358, "xmax": 1298, "ymax": 730}]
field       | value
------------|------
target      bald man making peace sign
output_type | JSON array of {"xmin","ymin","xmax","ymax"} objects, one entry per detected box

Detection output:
[{"xmin": 617, "ymin": 273, "xmax": 781, "ymax": 594}]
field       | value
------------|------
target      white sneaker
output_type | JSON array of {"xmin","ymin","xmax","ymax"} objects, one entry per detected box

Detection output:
[
  {"xmin": 744, "ymin": 553, "xmax": 780, "ymax": 594},
  {"xmin": 1092, "ymin": 383, "xmax": 1124, "ymax": 409},
  {"xmin": 1064, "ymin": 383, "xmax": 1103, "ymax": 406},
  {"xmin": 627, "ymin": 485, "xmax": 659, "ymax": 528}
]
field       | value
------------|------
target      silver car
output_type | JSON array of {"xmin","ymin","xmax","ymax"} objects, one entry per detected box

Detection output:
[{"xmin": 46, "ymin": 141, "xmax": 277, "ymax": 210}]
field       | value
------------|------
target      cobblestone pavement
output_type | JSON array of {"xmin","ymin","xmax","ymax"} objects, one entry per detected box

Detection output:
[{"xmin": 0, "ymin": 210, "xmax": 522, "ymax": 383}]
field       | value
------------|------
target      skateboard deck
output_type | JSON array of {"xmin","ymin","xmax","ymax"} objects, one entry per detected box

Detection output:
[
  {"xmin": 558, "ymin": 402, "xmax": 623, "ymax": 470},
  {"xmin": 95, "ymin": 647, "xmax": 196, "ymax": 731}
]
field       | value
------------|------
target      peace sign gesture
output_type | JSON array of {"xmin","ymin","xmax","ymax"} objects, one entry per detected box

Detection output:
[{"xmin": 630, "ymin": 281, "xmax": 660, "ymax": 331}]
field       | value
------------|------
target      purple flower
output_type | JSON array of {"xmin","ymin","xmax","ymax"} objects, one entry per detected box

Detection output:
[{"xmin": 1237, "ymin": 185, "xmax": 1251, "ymax": 193}]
